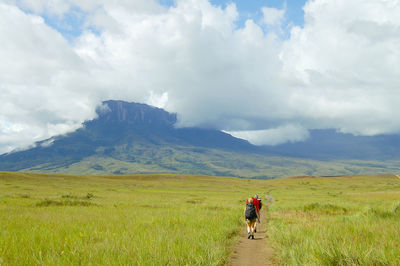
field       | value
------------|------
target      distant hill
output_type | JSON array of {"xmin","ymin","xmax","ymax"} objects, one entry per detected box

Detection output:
[
  {"xmin": 266, "ymin": 129, "xmax": 400, "ymax": 160},
  {"xmin": 1, "ymin": 100, "xmax": 400, "ymax": 178}
]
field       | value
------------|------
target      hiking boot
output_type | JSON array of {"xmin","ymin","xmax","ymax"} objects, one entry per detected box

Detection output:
[
  {"xmin": 248, "ymin": 233, "xmax": 251, "ymax": 239},
  {"xmin": 251, "ymin": 235, "xmax": 255, "ymax": 240}
]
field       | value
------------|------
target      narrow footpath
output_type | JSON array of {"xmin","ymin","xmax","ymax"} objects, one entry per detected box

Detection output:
[{"xmin": 228, "ymin": 209, "xmax": 275, "ymax": 266}]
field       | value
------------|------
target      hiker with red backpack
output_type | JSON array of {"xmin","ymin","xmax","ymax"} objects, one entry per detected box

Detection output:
[
  {"xmin": 252, "ymin": 194, "xmax": 262, "ymax": 232},
  {"xmin": 244, "ymin": 197, "xmax": 260, "ymax": 239}
]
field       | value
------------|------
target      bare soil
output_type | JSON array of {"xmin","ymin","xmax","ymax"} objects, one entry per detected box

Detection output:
[{"xmin": 228, "ymin": 209, "xmax": 275, "ymax": 266}]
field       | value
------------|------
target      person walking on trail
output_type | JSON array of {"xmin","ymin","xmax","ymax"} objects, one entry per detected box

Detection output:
[
  {"xmin": 244, "ymin": 197, "xmax": 260, "ymax": 239},
  {"xmin": 253, "ymin": 194, "xmax": 262, "ymax": 232},
  {"xmin": 246, "ymin": 195, "xmax": 262, "ymax": 232}
]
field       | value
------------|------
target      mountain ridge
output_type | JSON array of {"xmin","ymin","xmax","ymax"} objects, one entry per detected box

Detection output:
[{"xmin": 1, "ymin": 100, "xmax": 400, "ymax": 178}]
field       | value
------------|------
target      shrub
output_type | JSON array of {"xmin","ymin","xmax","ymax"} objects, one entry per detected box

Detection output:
[{"xmin": 36, "ymin": 199, "xmax": 96, "ymax": 207}]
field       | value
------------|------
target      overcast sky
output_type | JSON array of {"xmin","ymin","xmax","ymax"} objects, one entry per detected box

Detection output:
[{"xmin": 1, "ymin": 0, "xmax": 399, "ymax": 154}]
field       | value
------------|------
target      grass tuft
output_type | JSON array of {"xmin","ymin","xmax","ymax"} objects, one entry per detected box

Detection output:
[
  {"xmin": 392, "ymin": 202, "xmax": 400, "ymax": 214},
  {"xmin": 36, "ymin": 199, "xmax": 97, "ymax": 207},
  {"xmin": 364, "ymin": 203, "xmax": 400, "ymax": 219},
  {"xmin": 61, "ymin": 193, "xmax": 95, "ymax": 200},
  {"xmin": 303, "ymin": 203, "xmax": 348, "ymax": 214}
]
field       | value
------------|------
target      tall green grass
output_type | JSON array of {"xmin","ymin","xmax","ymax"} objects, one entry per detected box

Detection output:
[
  {"xmin": 0, "ymin": 172, "xmax": 265, "ymax": 265},
  {"xmin": 1, "ymin": 172, "xmax": 400, "ymax": 265},
  {"xmin": 267, "ymin": 175, "xmax": 400, "ymax": 265}
]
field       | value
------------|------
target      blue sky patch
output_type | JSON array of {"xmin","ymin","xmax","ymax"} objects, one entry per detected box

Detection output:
[
  {"xmin": 39, "ymin": 0, "xmax": 307, "ymax": 41},
  {"xmin": 41, "ymin": 7, "xmax": 87, "ymax": 42},
  {"xmin": 158, "ymin": 0, "xmax": 306, "ymax": 28}
]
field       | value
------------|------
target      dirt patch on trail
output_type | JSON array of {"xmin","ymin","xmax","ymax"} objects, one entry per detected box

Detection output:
[{"xmin": 228, "ymin": 209, "xmax": 275, "ymax": 266}]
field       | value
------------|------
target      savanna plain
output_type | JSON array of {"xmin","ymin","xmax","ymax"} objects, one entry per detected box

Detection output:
[{"xmin": 1, "ymin": 172, "xmax": 400, "ymax": 265}]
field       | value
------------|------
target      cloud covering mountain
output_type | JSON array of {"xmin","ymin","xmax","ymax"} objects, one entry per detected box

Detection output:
[{"xmin": 1, "ymin": 0, "xmax": 399, "ymax": 154}]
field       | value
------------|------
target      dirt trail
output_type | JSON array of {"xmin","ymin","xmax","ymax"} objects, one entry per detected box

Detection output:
[
  {"xmin": 396, "ymin": 175, "xmax": 400, "ymax": 180},
  {"xmin": 228, "ymin": 209, "xmax": 275, "ymax": 266}
]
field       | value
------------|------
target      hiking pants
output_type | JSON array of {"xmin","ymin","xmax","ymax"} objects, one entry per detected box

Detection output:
[{"xmin": 246, "ymin": 218, "xmax": 257, "ymax": 235}]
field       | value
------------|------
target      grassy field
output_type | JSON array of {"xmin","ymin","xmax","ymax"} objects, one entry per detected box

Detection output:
[
  {"xmin": 1, "ymin": 172, "xmax": 400, "ymax": 265},
  {"xmin": 267, "ymin": 174, "xmax": 400, "ymax": 265},
  {"xmin": 0, "ymin": 172, "xmax": 266, "ymax": 265}
]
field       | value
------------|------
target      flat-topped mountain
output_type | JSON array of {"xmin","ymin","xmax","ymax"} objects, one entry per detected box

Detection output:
[
  {"xmin": 1, "ymin": 100, "xmax": 400, "ymax": 178},
  {"xmin": 93, "ymin": 100, "xmax": 177, "ymax": 126},
  {"xmin": 84, "ymin": 100, "xmax": 255, "ymax": 151},
  {"xmin": 0, "ymin": 100, "xmax": 261, "ymax": 176}
]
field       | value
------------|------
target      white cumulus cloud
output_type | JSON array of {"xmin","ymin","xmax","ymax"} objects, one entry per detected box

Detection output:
[
  {"xmin": 1, "ymin": 0, "xmax": 400, "ymax": 154},
  {"xmin": 226, "ymin": 124, "xmax": 310, "ymax": 145},
  {"xmin": 262, "ymin": 6, "xmax": 285, "ymax": 26}
]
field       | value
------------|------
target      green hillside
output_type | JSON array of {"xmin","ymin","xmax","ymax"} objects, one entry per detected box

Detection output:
[{"xmin": 20, "ymin": 144, "xmax": 400, "ymax": 179}]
